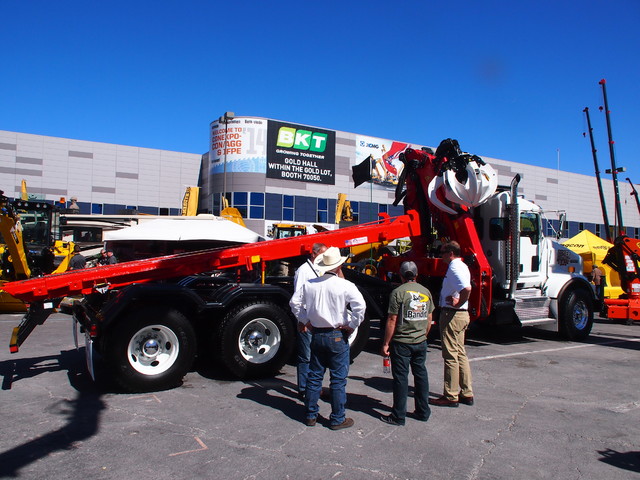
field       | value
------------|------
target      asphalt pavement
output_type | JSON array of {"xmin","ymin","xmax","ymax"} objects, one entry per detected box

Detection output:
[{"xmin": 1, "ymin": 313, "xmax": 639, "ymax": 480}]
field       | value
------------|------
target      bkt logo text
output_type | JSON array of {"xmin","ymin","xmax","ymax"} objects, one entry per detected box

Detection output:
[{"xmin": 277, "ymin": 127, "xmax": 327, "ymax": 152}]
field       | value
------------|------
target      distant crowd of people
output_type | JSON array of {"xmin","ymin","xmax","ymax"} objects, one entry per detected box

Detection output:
[{"xmin": 289, "ymin": 240, "xmax": 474, "ymax": 430}]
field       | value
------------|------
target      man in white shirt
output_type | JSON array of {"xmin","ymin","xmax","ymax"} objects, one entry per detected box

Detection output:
[
  {"xmin": 293, "ymin": 242, "xmax": 327, "ymax": 400},
  {"xmin": 289, "ymin": 247, "xmax": 366, "ymax": 430},
  {"xmin": 430, "ymin": 240, "xmax": 474, "ymax": 408}
]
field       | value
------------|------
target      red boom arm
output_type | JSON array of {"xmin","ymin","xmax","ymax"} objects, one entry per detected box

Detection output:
[{"xmin": 2, "ymin": 211, "xmax": 421, "ymax": 304}]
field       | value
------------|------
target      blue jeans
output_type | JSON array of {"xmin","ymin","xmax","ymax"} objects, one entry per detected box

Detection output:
[
  {"xmin": 390, "ymin": 340, "xmax": 430, "ymax": 423},
  {"xmin": 296, "ymin": 329, "xmax": 312, "ymax": 394},
  {"xmin": 305, "ymin": 329, "xmax": 350, "ymax": 426}
]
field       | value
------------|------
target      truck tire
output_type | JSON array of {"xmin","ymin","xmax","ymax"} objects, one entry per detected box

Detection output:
[
  {"xmin": 216, "ymin": 302, "xmax": 295, "ymax": 379},
  {"xmin": 559, "ymin": 288, "xmax": 593, "ymax": 340},
  {"xmin": 347, "ymin": 314, "xmax": 371, "ymax": 361},
  {"xmin": 105, "ymin": 307, "xmax": 197, "ymax": 392}
]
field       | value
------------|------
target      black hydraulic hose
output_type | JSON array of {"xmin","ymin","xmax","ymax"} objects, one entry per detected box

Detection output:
[
  {"xmin": 583, "ymin": 107, "xmax": 612, "ymax": 242},
  {"xmin": 599, "ymin": 79, "xmax": 625, "ymax": 236}
]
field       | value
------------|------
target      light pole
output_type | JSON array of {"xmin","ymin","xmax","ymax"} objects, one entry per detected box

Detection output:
[{"xmin": 219, "ymin": 111, "xmax": 235, "ymax": 210}]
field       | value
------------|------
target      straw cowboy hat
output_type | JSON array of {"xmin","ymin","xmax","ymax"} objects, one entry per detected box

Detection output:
[{"xmin": 313, "ymin": 246, "xmax": 347, "ymax": 273}]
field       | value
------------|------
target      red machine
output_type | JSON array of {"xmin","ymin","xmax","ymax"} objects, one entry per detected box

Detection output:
[
  {"xmin": 603, "ymin": 236, "xmax": 640, "ymax": 322},
  {"xmin": 379, "ymin": 140, "xmax": 495, "ymax": 320}
]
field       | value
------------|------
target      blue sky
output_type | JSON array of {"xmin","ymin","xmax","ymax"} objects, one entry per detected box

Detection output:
[{"xmin": 2, "ymin": 1, "xmax": 639, "ymax": 189}]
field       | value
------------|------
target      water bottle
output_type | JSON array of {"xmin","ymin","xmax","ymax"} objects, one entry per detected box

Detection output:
[{"xmin": 383, "ymin": 355, "xmax": 391, "ymax": 374}]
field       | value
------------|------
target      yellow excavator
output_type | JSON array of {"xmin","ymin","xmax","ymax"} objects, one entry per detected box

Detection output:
[
  {"xmin": 335, "ymin": 193, "xmax": 401, "ymax": 275},
  {"xmin": 0, "ymin": 191, "xmax": 75, "ymax": 311}
]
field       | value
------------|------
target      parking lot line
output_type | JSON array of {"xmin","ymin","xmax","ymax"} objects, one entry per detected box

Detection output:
[{"xmin": 470, "ymin": 337, "xmax": 640, "ymax": 362}]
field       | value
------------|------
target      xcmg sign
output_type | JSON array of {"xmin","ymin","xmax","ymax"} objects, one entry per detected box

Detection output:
[{"xmin": 267, "ymin": 121, "xmax": 335, "ymax": 184}]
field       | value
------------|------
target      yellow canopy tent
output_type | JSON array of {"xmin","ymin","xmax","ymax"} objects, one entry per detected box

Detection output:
[{"xmin": 562, "ymin": 230, "xmax": 623, "ymax": 299}]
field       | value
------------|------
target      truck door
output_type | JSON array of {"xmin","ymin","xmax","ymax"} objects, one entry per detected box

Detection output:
[{"xmin": 518, "ymin": 211, "xmax": 546, "ymax": 287}]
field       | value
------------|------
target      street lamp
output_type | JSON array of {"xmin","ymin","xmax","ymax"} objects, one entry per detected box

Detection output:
[{"xmin": 219, "ymin": 111, "xmax": 235, "ymax": 210}]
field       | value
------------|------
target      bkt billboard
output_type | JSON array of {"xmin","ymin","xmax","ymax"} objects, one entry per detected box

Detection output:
[
  {"xmin": 266, "ymin": 120, "xmax": 336, "ymax": 185},
  {"xmin": 209, "ymin": 117, "xmax": 336, "ymax": 185}
]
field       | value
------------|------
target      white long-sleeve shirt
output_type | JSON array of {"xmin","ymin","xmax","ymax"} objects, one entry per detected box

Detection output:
[
  {"xmin": 289, "ymin": 273, "xmax": 366, "ymax": 330},
  {"xmin": 440, "ymin": 257, "xmax": 471, "ymax": 310},
  {"xmin": 293, "ymin": 259, "xmax": 321, "ymax": 292}
]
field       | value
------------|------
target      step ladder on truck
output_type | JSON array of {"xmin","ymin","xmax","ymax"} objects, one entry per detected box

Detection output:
[{"xmin": 4, "ymin": 138, "xmax": 597, "ymax": 393}]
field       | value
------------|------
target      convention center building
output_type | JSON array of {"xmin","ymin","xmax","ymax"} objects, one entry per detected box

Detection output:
[{"xmin": 1, "ymin": 116, "xmax": 638, "ymax": 240}]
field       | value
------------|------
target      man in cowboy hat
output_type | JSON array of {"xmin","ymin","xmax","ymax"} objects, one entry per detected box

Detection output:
[
  {"xmin": 289, "ymin": 246, "xmax": 366, "ymax": 430},
  {"xmin": 293, "ymin": 242, "xmax": 327, "ymax": 400}
]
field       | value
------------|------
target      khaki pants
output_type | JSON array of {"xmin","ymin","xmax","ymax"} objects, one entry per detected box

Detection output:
[{"xmin": 439, "ymin": 309, "xmax": 473, "ymax": 400}]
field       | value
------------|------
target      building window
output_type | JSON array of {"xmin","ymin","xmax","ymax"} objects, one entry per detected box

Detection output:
[
  {"xmin": 233, "ymin": 191, "xmax": 248, "ymax": 218},
  {"xmin": 351, "ymin": 201, "xmax": 359, "ymax": 222},
  {"xmin": 283, "ymin": 195, "xmax": 294, "ymax": 221},
  {"xmin": 579, "ymin": 222, "xmax": 584, "ymax": 231},
  {"xmin": 91, "ymin": 203, "xmax": 103, "ymax": 214},
  {"xmin": 379, "ymin": 204, "xmax": 388, "ymax": 214},
  {"xmin": 317, "ymin": 198, "xmax": 328, "ymax": 223},
  {"xmin": 545, "ymin": 220, "xmax": 554, "ymax": 238},
  {"xmin": 595, "ymin": 224, "xmax": 601, "ymax": 237},
  {"xmin": 249, "ymin": 192, "xmax": 265, "ymax": 219},
  {"xmin": 250, "ymin": 206, "xmax": 264, "ymax": 219},
  {"xmin": 233, "ymin": 191, "xmax": 248, "ymax": 205}
]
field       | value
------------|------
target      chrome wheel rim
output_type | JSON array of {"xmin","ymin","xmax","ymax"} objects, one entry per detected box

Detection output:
[
  {"xmin": 572, "ymin": 300, "xmax": 589, "ymax": 330},
  {"xmin": 127, "ymin": 325, "xmax": 180, "ymax": 375},
  {"xmin": 238, "ymin": 318, "xmax": 281, "ymax": 364}
]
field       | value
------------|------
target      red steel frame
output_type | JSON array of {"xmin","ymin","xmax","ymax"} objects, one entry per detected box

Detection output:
[{"xmin": 2, "ymin": 211, "xmax": 421, "ymax": 304}]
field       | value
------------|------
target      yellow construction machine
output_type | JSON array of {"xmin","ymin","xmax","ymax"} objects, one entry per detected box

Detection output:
[
  {"xmin": 336, "ymin": 193, "xmax": 402, "ymax": 275},
  {"xmin": 0, "ymin": 193, "xmax": 74, "ymax": 311}
]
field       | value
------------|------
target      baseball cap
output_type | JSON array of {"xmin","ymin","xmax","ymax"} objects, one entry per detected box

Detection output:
[{"xmin": 400, "ymin": 261, "xmax": 418, "ymax": 278}]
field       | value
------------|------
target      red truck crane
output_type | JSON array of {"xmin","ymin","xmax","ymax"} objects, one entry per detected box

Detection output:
[
  {"xmin": 603, "ymin": 236, "xmax": 640, "ymax": 322},
  {"xmin": 4, "ymin": 139, "xmax": 596, "ymax": 392}
]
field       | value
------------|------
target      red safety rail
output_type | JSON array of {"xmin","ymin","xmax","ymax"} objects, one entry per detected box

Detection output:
[{"xmin": 2, "ymin": 211, "xmax": 421, "ymax": 303}]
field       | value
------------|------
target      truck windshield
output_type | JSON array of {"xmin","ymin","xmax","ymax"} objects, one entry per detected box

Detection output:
[
  {"xmin": 17, "ymin": 206, "xmax": 53, "ymax": 248},
  {"xmin": 520, "ymin": 212, "xmax": 540, "ymax": 245}
]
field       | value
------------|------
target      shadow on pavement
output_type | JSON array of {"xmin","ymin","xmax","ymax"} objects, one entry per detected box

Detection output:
[
  {"xmin": 236, "ymin": 375, "xmax": 395, "ymax": 422},
  {"xmin": 0, "ymin": 348, "xmax": 106, "ymax": 478},
  {"xmin": 236, "ymin": 377, "xmax": 304, "ymax": 423},
  {"xmin": 598, "ymin": 448, "xmax": 640, "ymax": 473}
]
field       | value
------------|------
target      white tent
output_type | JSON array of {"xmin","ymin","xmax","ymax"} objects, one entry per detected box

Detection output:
[{"xmin": 103, "ymin": 215, "xmax": 263, "ymax": 244}]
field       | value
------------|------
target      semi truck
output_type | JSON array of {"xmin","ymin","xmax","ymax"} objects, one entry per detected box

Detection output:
[{"xmin": 4, "ymin": 139, "xmax": 595, "ymax": 392}]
